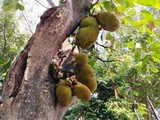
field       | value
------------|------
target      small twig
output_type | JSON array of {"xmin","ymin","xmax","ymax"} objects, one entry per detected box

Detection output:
[
  {"xmin": 34, "ymin": 0, "xmax": 48, "ymax": 9},
  {"xmin": 111, "ymin": 0, "xmax": 117, "ymax": 11},
  {"xmin": 70, "ymin": 45, "xmax": 76, "ymax": 53},
  {"xmin": 96, "ymin": 42, "xmax": 112, "ymax": 48},
  {"xmin": 92, "ymin": 0, "xmax": 100, "ymax": 7},
  {"xmin": 147, "ymin": 95, "xmax": 160, "ymax": 120},
  {"xmin": 2, "ymin": 17, "xmax": 7, "ymax": 57},
  {"xmin": 77, "ymin": 46, "xmax": 81, "ymax": 53},
  {"xmin": 46, "ymin": 0, "xmax": 56, "ymax": 7},
  {"xmin": 95, "ymin": 56, "xmax": 114, "ymax": 63},
  {"xmin": 57, "ymin": 49, "xmax": 66, "ymax": 66},
  {"xmin": 90, "ymin": 0, "xmax": 100, "ymax": 15},
  {"xmin": 22, "ymin": 12, "xmax": 34, "ymax": 34}
]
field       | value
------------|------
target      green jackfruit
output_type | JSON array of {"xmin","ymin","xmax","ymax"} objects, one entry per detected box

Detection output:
[
  {"xmin": 56, "ymin": 81, "xmax": 72, "ymax": 107},
  {"xmin": 74, "ymin": 64, "xmax": 97, "ymax": 93},
  {"xmin": 80, "ymin": 16, "xmax": 99, "ymax": 29},
  {"xmin": 83, "ymin": 75, "xmax": 97, "ymax": 93},
  {"xmin": 76, "ymin": 26, "xmax": 99, "ymax": 49},
  {"xmin": 96, "ymin": 12, "xmax": 120, "ymax": 32},
  {"xmin": 73, "ymin": 82, "xmax": 91, "ymax": 102},
  {"xmin": 74, "ymin": 64, "xmax": 94, "ymax": 77},
  {"xmin": 75, "ymin": 53, "xmax": 88, "ymax": 65}
]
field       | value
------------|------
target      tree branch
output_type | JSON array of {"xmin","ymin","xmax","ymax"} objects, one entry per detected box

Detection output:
[{"xmin": 46, "ymin": 0, "xmax": 56, "ymax": 7}]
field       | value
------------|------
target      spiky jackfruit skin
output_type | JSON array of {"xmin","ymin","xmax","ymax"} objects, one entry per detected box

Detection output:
[
  {"xmin": 75, "ymin": 53, "xmax": 88, "ymax": 65},
  {"xmin": 84, "ymin": 75, "xmax": 97, "ymax": 93},
  {"xmin": 74, "ymin": 64, "xmax": 97, "ymax": 93},
  {"xmin": 73, "ymin": 82, "xmax": 91, "ymax": 102},
  {"xmin": 56, "ymin": 81, "xmax": 72, "ymax": 107},
  {"xmin": 80, "ymin": 16, "xmax": 99, "ymax": 29},
  {"xmin": 76, "ymin": 26, "xmax": 99, "ymax": 49},
  {"xmin": 97, "ymin": 12, "xmax": 120, "ymax": 32}
]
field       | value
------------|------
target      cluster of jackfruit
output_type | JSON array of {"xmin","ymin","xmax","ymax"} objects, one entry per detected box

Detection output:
[
  {"xmin": 56, "ymin": 53, "xmax": 97, "ymax": 107},
  {"xmin": 55, "ymin": 11, "xmax": 120, "ymax": 107},
  {"xmin": 56, "ymin": 77, "xmax": 91, "ymax": 107},
  {"xmin": 76, "ymin": 12, "xmax": 120, "ymax": 49},
  {"xmin": 74, "ymin": 53, "xmax": 97, "ymax": 93}
]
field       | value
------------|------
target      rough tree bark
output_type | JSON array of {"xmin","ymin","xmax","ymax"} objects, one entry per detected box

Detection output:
[{"xmin": 0, "ymin": 0, "xmax": 90, "ymax": 119}]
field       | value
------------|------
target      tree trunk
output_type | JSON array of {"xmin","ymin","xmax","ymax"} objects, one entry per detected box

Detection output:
[{"xmin": 0, "ymin": 0, "xmax": 90, "ymax": 119}]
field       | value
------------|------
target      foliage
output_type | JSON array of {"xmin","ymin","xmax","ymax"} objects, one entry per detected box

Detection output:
[
  {"xmin": 2, "ymin": 0, "xmax": 24, "ymax": 11},
  {"xmin": 65, "ymin": 0, "xmax": 160, "ymax": 119},
  {"xmin": 0, "ymin": 7, "xmax": 28, "ymax": 87}
]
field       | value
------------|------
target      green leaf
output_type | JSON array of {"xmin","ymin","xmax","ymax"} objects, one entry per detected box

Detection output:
[
  {"xmin": 142, "ymin": 55, "xmax": 149, "ymax": 65},
  {"xmin": 16, "ymin": 3, "xmax": 24, "ymax": 11},
  {"xmin": 103, "ymin": 1, "xmax": 114, "ymax": 11},
  {"xmin": 132, "ymin": 20, "xmax": 148, "ymax": 27},
  {"xmin": 149, "ymin": 42, "xmax": 160, "ymax": 52},
  {"xmin": 153, "ymin": 19, "xmax": 160, "ymax": 25},
  {"xmin": 106, "ymin": 33, "xmax": 114, "ymax": 40},
  {"xmin": 116, "ymin": 6, "xmax": 125, "ymax": 14},
  {"xmin": 90, "ymin": 3, "xmax": 94, "ymax": 9},
  {"xmin": 118, "ymin": 0, "xmax": 134, "ymax": 8},
  {"xmin": 134, "ymin": 51, "xmax": 141, "ymax": 62},
  {"xmin": 152, "ymin": 57, "xmax": 160, "ymax": 63},
  {"xmin": 126, "ymin": 41, "xmax": 134, "ymax": 50},
  {"xmin": 135, "ymin": 0, "xmax": 155, "ymax": 6},
  {"xmin": 152, "ymin": 52, "xmax": 160, "ymax": 63},
  {"xmin": 141, "ymin": 64, "xmax": 147, "ymax": 74},
  {"xmin": 3, "ymin": 0, "xmax": 13, "ymax": 5},
  {"xmin": 127, "ymin": 8, "xmax": 136, "ymax": 16},
  {"xmin": 137, "ymin": 63, "xmax": 147, "ymax": 74},
  {"xmin": 0, "ymin": 56, "xmax": 5, "ymax": 65},
  {"xmin": 154, "ymin": 3, "xmax": 160, "ymax": 8},
  {"xmin": 148, "ymin": 61, "xmax": 159, "ymax": 73},
  {"xmin": 152, "ymin": 52, "xmax": 160, "ymax": 59},
  {"xmin": 141, "ymin": 10, "xmax": 153, "ymax": 21},
  {"xmin": 88, "ymin": 59, "xmax": 95, "ymax": 67},
  {"xmin": 149, "ymin": 66, "xmax": 159, "ymax": 73},
  {"xmin": 132, "ymin": 91, "xmax": 139, "ymax": 96},
  {"xmin": 4, "ymin": 59, "xmax": 11, "ymax": 71},
  {"xmin": 141, "ymin": 42, "xmax": 147, "ymax": 51},
  {"xmin": 2, "ymin": 0, "xmax": 23, "ymax": 11}
]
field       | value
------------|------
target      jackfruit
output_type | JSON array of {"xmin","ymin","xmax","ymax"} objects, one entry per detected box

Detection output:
[
  {"xmin": 75, "ymin": 53, "xmax": 88, "ymax": 65},
  {"xmin": 96, "ymin": 12, "xmax": 120, "ymax": 32},
  {"xmin": 83, "ymin": 75, "xmax": 97, "ymax": 93},
  {"xmin": 74, "ymin": 64, "xmax": 94, "ymax": 77},
  {"xmin": 74, "ymin": 64, "xmax": 97, "ymax": 93},
  {"xmin": 72, "ymin": 82, "xmax": 91, "ymax": 102},
  {"xmin": 80, "ymin": 16, "xmax": 99, "ymax": 29},
  {"xmin": 56, "ymin": 81, "xmax": 72, "ymax": 107},
  {"xmin": 76, "ymin": 26, "xmax": 99, "ymax": 49}
]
